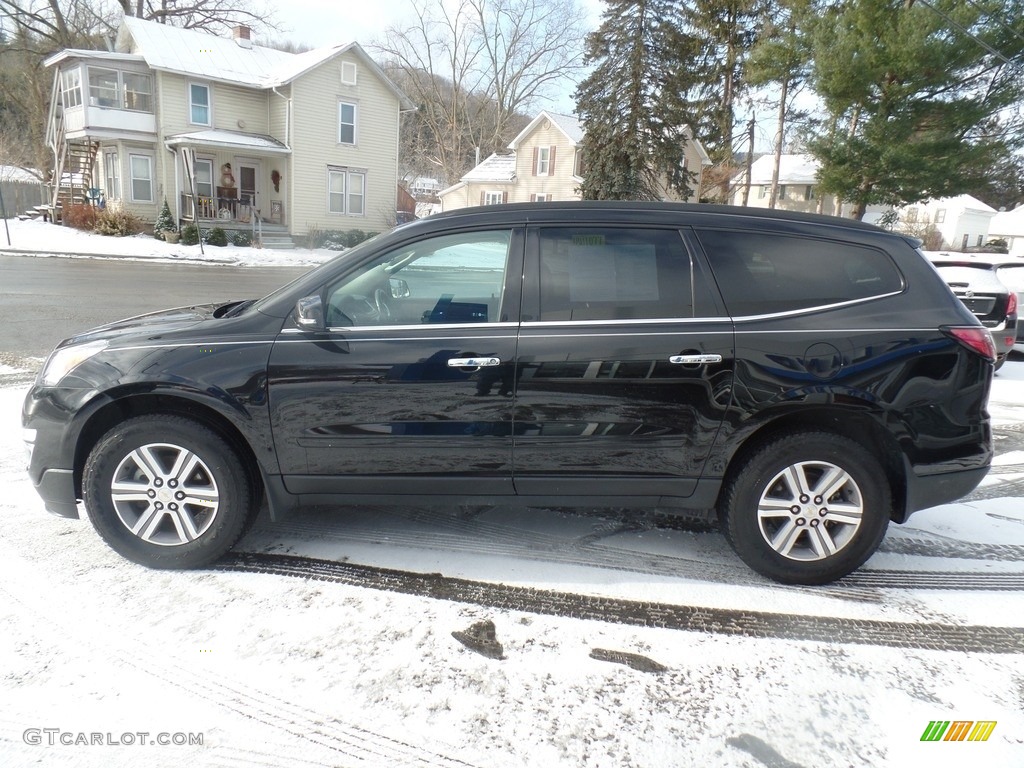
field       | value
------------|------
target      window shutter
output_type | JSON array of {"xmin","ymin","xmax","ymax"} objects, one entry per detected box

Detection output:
[
  {"xmin": 549, "ymin": 146, "xmax": 556, "ymax": 174},
  {"xmin": 532, "ymin": 147, "xmax": 538, "ymax": 176},
  {"xmin": 479, "ymin": 191, "xmax": 485, "ymax": 206},
  {"xmin": 502, "ymin": 191, "xmax": 508, "ymax": 203}
]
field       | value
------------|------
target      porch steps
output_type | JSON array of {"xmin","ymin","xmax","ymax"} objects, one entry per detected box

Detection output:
[{"xmin": 259, "ymin": 233, "xmax": 296, "ymax": 250}]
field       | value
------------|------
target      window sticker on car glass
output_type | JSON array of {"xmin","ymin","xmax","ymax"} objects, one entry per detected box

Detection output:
[{"xmin": 568, "ymin": 243, "xmax": 660, "ymax": 302}]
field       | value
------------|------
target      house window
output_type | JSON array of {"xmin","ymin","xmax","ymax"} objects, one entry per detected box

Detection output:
[
  {"xmin": 104, "ymin": 150, "xmax": 119, "ymax": 199},
  {"xmin": 341, "ymin": 62, "xmax": 357, "ymax": 85},
  {"xmin": 61, "ymin": 69, "xmax": 82, "ymax": 108},
  {"xmin": 778, "ymin": 185, "xmax": 787, "ymax": 200},
  {"xmin": 977, "ymin": 235, "xmax": 983, "ymax": 247},
  {"xmin": 533, "ymin": 193, "xmax": 551, "ymax": 202},
  {"xmin": 573, "ymin": 150, "xmax": 584, "ymax": 178},
  {"xmin": 758, "ymin": 185, "xmax": 768, "ymax": 199},
  {"xmin": 483, "ymin": 191, "xmax": 505, "ymax": 205},
  {"xmin": 935, "ymin": 209, "xmax": 946, "ymax": 223},
  {"xmin": 327, "ymin": 167, "xmax": 366, "ymax": 215},
  {"xmin": 129, "ymin": 154, "xmax": 153, "ymax": 202},
  {"xmin": 906, "ymin": 207, "xmax": 919, "ymax": 222},
  {"xmin": 122, "ymin": 73, "xmax": 152, "ymax": 112},
  {"xmin": 190, "ymin": 83, "xmax": 211, "ymax": 126},
  {"xmin": 805, "ymin": 185, "xmax": 815, "ymax": 201},
  {"xmin": 338, "ymin": 102, "xmax": 357, "ymax": 144},
  {"xmin": 89, "ymin": 68, "xmax": 119, "ymax": 108},
  {"xmin": 536, "ymin": 147, "xmax": 550, "ymax": 176},
  {"xmin": 195, "ymin": 159, "xmax": 214, "ymax": 199}
]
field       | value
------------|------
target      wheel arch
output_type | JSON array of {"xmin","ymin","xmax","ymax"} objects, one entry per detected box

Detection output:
[
  {"xmin": 719, "ymin": 406, "xmax": 909, "ymax": 523},
  {"xmin": 73, "ymin": 393, "xmax": 265, "ymax": 508}
]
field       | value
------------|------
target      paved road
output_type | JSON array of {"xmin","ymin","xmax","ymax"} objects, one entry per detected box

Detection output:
[{"xmin": 0, "ymin": 254, "xmax": 310, "ymax": 357}]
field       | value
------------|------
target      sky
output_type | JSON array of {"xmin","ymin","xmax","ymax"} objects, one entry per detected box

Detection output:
[{"xmin": 275, "ymin": 0, "xmax": 604, "ymax": 115}]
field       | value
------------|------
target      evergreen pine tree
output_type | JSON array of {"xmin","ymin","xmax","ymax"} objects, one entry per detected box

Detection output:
[
  {"xmin": 574, "ymin": 0, "xmax": 705, "ymax": 200},
  {"xmin": 154, "ymin": 200, "xmax": 176, "ymax": 239}
]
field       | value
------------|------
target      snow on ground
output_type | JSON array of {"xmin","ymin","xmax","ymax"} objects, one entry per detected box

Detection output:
[
  {"xmin": 0, "ymin": 217, "xmax": 339, "ymax": 268},
  {"xmin": 1, "ymin": 347, "xmax": 1023, "ymax": 766}
]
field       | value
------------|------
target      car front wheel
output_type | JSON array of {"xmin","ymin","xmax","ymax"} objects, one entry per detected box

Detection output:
[
  {"xmin": 720, "ymin": 432, "xmax": 891, "ymax": 585},
  {"xmin": 82, "ymin": 415, "xmax": 253, "ymax": 569}
]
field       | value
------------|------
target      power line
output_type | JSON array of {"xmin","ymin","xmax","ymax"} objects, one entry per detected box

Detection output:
[{"xmin": 911, "ymin": 0, "xmax": 1017, "ymax": 66}]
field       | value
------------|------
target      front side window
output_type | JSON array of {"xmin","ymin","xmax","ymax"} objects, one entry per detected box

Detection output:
[
  {"xmin": 129, "ymin": 154, "xmax": 153, "ymax": 202},
  {"xmin": 89, "ymin": 68, "xmax": 119, "ymax": 108},
  {"xmin": 338, "ymin": 102, "xmax": 356, "ymax": 144},
  {"xmin": 122, "ymin": 72, "xmax": 152, "ymax": 112},
  {"xmin": 327, "ymin": 167, "xmax": 365, "ymax": 215},
  {"xmin": 537, "ymin": 228, "xmax": 693, "ymax": 322},
  {"xmin": 536, "ymin": 146, "xmax": 550, "ymax": 176},
  {"xmin": 325, "ymin": 230, "xmax": 512, "ymax": 327},
  {"xmin": 62, "ymin": 69, "xmax": 82, "ymax": 108},
  {"xmin": 195, "ymin": 159, "xmax": 214, "ymax": 199},
  {"xmin": 695, "ymin": 229, "xmax": 904, "ymax": 317},
  {"xmin": 190, "ymin": 83, "xmax": 211, "ymax": 125},
  {"xmin": 104, "ymin": 150, "xmax": 119, "ymax": 199}
]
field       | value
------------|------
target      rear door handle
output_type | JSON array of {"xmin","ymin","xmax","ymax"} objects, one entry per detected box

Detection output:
[
  {"xmin": 670, "ymin": 354, "xmax": 723, "ymax": 365},
  {"xmin": 447, "ymin": 357, "xmax": 501, "ymax": 367}
]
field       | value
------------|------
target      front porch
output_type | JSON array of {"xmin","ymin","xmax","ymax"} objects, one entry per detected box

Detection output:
[{"xmin": 177, "ymin": 195, "xmax": 294, "ymax": 248}]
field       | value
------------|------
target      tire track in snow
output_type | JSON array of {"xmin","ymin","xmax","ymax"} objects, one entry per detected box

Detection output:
[{"xmin": 214, "ymin": 553, "xmax": 1024, "ymax": 654}]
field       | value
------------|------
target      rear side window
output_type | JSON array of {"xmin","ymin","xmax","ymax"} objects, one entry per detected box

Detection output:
[
  {"xmin": 537, "ymin": 227, "xmax": 693, "ymax": 321},
  {"xmin": 695, "ymin": 230, "xmax": 904, "ymax": 317}
]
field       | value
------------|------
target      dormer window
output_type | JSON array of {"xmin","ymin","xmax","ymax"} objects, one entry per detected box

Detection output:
[
  {"xmin": 190, "ymin": 83, "xmax": 211, "ymax": 126},
  {"xmin": 341, "ymin": 62, "xmax": 357, "ymax": 85}
]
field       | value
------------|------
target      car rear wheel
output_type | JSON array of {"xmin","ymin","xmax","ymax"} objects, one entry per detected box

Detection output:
[
  {"xmin": 83, "ymin": 415, "xmax": 253, "ymax": 569},
  {"xmin": 720, "ymin": 432, "xmax": 891, "ymax": 585}
]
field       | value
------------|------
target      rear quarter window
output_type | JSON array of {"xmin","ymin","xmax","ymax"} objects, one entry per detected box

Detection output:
[{"xmin": 695, "ymin": 229, "xmax": 904, "ymax": 317}]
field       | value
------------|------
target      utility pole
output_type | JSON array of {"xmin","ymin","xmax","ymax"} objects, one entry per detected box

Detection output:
[{"xmin": 741, "ymin": 117, "xmax": 755, "ymax": 207}]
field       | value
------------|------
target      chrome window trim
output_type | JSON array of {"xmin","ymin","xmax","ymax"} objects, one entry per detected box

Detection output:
[
  {"xmin": 730, "ymin": 291, "xmax": 905, "ymax": 322},
  {"xmin": 280, "ymin": 322, "xmax": 519, "ymax": 334}
]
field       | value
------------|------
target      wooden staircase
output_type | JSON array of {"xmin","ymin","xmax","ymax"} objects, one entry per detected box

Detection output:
[{"xmin": 46, "ymin": 72, "xmax": 100, "ymax": 222}]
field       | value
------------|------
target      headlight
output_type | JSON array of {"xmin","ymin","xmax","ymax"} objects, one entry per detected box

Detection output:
[{"xmin": 40, "ymin": 340, "xmax": 108, "ymax": 386}]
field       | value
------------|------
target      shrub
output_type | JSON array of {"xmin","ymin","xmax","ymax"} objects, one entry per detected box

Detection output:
[
  {"xmin": 63, "ymin": 203, "xmax": 99, "ymax": 231},
  {"xmin": 232, "ymin": 231, "xmax": 252, "ymax": 247},
  {"xmin": 93, "ymin": 205, "xmax": 144, "ymax": 237},
  {"xmin": 305, "ymin": 228, "xmax": 378, "ymax": 250},
  {"xmin": 153, "ymin": 200, "xmax": 176, "ymax": 240},
  {"xmin": 204, "ymin": 227, "xmax": 228, "ymax": 247},
  {"xmin": 180, "ymin": 224, "xmax": 200, "ymax": 245}
]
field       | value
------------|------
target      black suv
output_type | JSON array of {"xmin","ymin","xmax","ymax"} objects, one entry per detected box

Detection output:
[{"xmin": 23, "ymin": 203, "xmax": 994, "ymax": 585}]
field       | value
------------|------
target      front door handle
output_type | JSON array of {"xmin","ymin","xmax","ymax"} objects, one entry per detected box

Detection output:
[
  {"xmin": 670, "ymin": 354, "xmax": 723, "ymax": 365},
  {"xmin": 447, "ymin": 357, "xmax": 501, "ymax": 368}
]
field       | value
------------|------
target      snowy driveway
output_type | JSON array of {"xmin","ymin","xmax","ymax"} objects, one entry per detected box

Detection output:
[{"xmin": 1, "ymin": 357, "xmax": 1023, "ymax": 767}]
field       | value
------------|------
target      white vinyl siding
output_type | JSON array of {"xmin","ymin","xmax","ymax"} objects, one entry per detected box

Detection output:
[
  {"xmin": 288, "ymin": 52, "xmax": 400, "ymax": 235},
  {"xmin": 129, "ymin": 154, "xmax": 154, "ymax": 202},
  {"xmin": 338, "ymin": 102, "xmax": 357, "ymax": 145},
  {"xmin": 189, "ymin": 82, "xmax": 211, "ymax": 126}
]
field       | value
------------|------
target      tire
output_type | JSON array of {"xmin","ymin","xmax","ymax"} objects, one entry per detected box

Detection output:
[
  {"xmin": 82, "ymin": 415, "xmax": 253, "ymax": 569},
  {"xmin": 720, "ymin": 432, "xmax": 891, "ymax": 585}
]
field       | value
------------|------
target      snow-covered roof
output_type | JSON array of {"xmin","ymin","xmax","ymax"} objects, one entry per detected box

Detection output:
[
  {"xmin": 118, "ymin": 17, "xmax": 293, "ymax": 87},
  {"xmin": 43, "ymin": 49, "xmax": 148, "ymax": 67},
  {"xmin": 509, "ymin": 111, "xmax": 583, "ymax": 149},
  {"xmin": 0, "ymin": 165, "xmax": 44, "ymax": 183},
  {"xmin": 164, "ymin": 129, "xmax": 290, "ymax": 153},
  {"xmin": 743, "ymin": 153, "xmax": 821, "ymax": 185},
  {"xmin": 107, "ymin": 17, "xmax": 413, "ymax": 108},
  {"xmin": 988, "ymin": 204, "xmax": 1024, "ymax": 236},
  {"xmin": 460, "ymin": 153, "xmax": 517, "ymax": 183}
]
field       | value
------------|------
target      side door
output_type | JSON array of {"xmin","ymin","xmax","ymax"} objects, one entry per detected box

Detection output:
[
  {"xmin": 267, "ymin": 227, "xmax": 523, "ymax": 496},
  {"xmin": 512, "ymin": 224, "xmax": 734, "ymax": 500}
]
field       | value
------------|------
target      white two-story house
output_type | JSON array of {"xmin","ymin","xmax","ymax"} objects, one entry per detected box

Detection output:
[
  {"xmin": 43, "ymin": 16, "xmax": 413, "ymax": 242},
  {"xmin": 439, "ymin": 111, "xmax": 711, "ymax": 211}
]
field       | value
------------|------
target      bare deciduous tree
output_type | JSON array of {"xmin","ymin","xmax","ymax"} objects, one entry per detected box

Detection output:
[{"xmin": 374, "ymin": 0, "xmax": 586, "ymax": 186}]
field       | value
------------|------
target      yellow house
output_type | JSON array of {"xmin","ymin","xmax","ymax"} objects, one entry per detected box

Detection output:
[
  {"xmin": 439, "ymin": 110, "xmax": 711, "ymax": 211},
  {"xmin": 43, "ymin": 16, "xmax": 413, "ymax": 245}
]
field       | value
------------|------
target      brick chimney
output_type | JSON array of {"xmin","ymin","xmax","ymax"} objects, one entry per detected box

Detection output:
[{"xmin": 233, "ymin": 25, "xmax": 252, "ymax": 49}]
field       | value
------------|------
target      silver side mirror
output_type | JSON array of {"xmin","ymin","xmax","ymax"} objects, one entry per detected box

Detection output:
[{"xmin": 295, "ymin": 294, "xmax": 324, "ymax": 331}]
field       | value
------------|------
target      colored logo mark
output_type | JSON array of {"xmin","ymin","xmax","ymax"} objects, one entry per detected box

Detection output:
[{"xmin": 920, "ymin": 721, "xmax": 997, "ymax": 742}]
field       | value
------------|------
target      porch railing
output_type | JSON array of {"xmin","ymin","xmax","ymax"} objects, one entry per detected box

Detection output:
[{"xmin": 180, "ymin": 192, "xmax": 257, "ymax": 224}]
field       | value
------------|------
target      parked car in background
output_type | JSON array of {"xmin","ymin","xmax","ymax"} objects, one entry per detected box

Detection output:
[
  {"xmin": 24, "ymin": 203, "xmax": 994, "ymax": 585},
  {"xmin": 927, "ymin": 255, "xmax": 1019, "ymax": 369},
  {"xmin": 985, "ymin": 258, "xmax": 1024, "ymax": 353}
]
